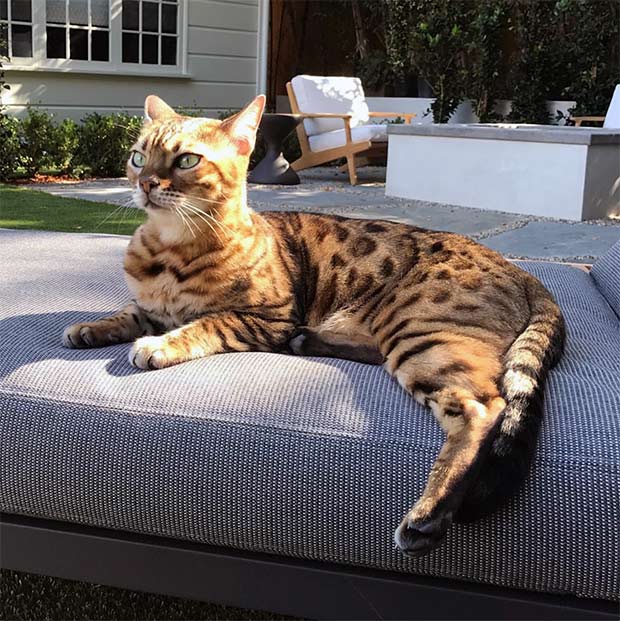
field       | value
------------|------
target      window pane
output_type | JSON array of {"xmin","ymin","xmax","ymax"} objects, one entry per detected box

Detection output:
[
  {"xmin": 0, "ymin": 24, "xmax": 8, "ymax": 56},
  {"xmin": 69, "ymin": 0, "xmax": 88, "ymax": 25},
  {"xmin": 162, "ymin": 3, "xmax": 176, "ymax": 34},
  {"xmin": 46, "ymin": 0, "xmax": 66, "ymax": 24},
  {"xmin": 91, "ymin": 0, "xmax": 108, "ymax": 27},
  {"xmin": 91, "ymin": 29, "xmax": 108, "ymax": 60},
  {"xmin": 122, "ymin": 31, "xmax": 137, "ymax": 62},
  {"xmin": 69, "ymin": 27, "xmax": 87, "ymax": 59},
  {"xmin": 142, "ymin": 33, "xmax": 157, "ymax": 64},
  {"xmin": 161, "ymin": 35, "xmax": 175, "ymax": 65},
  {"xmin": 11, "ymin": 23, "xmax": 31, "ymax": 56},
  {"xmin": 0, "ymin": 1, "xmax": 7, "ymax": 20},
  {"xmin": 11, "ymin": 0, "xmax": 30, "ymax": 22},
  {"xmin": 142, "ymin": 1, "xmax": 158, "ymax": 32},
  {"xmin": 46, "ymin": 26, "xmax": 65, "ymax": 57},
  {"xmin": 122, "ymin": 0, "xmax": 138, "ymax": 30}
]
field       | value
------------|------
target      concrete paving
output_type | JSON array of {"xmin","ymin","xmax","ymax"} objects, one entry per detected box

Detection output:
[
  {"xmin": 25, "ymin": 167, "xmax": 619, "ymax": 261},
  {"xmin": 484, "ymin": 221, "xmax": 620, "ymax": 261}
]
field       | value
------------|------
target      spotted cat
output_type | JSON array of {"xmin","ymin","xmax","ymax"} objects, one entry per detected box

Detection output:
[{"xmin": 63, "ymin": 94, "xmax": 565, "ymax": 556}]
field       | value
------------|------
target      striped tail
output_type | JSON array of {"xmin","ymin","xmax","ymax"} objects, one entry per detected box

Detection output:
[{"xmin": 456, "ymin": 274, "xmax": 565, "ymax": 523}]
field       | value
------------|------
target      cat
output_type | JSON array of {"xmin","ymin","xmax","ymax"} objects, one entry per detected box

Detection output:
[{"xmin": 62, "ymin": 94, "xmax": 565, "ymax": 557}]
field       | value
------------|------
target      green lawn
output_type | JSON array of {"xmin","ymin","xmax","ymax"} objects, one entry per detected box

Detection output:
[{"xmin": 0, "ymin": 184, "xmax": 145, "ymax": 235}]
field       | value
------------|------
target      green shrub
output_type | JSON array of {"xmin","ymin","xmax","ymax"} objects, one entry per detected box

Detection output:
[
  {"xmin": 0, "ymin": 106, "xmax": 301, "ymax": 181},
  {"xmin": 20, "ymin": 107, "xmax": 59, "ymax": 176},
  {"xmin": 0, "ymin": 114, "xmax": 21, "ymax": 181},
  {"xmin": 54, "ymin": 118, "xmax": 80, "ymax": 174},
  {"xmin": 77, "ymin": 112, "xmax": 143, "ymax": 177}
]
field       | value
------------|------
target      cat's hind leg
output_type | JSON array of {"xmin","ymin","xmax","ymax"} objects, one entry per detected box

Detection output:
[{"xmin": 288, "ymin": 326, "xmax": 383, "ymax": 365}]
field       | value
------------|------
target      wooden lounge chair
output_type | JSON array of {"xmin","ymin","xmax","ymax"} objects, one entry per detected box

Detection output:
[
  {"xmin": 570, "ymin": 84, "xmax": 620, "ymax": 128},
  {"xmin": 286, "ymin": 75, "xmax": 416, "ymax": 185}
]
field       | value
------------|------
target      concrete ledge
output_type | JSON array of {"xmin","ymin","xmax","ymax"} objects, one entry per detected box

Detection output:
[
  {"xmin": 388, "ymin": 123, "xmax": 620, "ymax": 146},
  {"xmin": 386, "ymin": 128, "xmax": 620, "ymax": 220}
]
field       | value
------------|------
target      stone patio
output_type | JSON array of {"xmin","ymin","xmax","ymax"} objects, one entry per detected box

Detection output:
[{"xmin": 25, "ymin": 167, "xmax": 620, "ymax": 262}]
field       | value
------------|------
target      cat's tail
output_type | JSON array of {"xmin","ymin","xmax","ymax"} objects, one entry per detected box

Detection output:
[{"xmin": 456, "ymin": 274, "xmax": 565, "ymax": 523}]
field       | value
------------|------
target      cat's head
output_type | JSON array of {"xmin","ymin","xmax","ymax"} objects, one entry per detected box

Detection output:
[{"xmin": 127, "ymin": 94, "xmax": 265, "ymax": 239}]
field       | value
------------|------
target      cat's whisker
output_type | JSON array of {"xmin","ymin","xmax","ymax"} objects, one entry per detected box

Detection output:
[
  {"xmin": 115, "ymin": 202, "xmax": 137, "ymax": 234},
  {"xmin": 179, "ymin": 203, "xmax": 224, "ymax": 245},
  {"xmin": 179, "ymin": 204, "xmax": 222, "ymax": 242},
  {"xmin": 95, "ymin": 203, "xmax": 126, "ymax": 230},
  {"xmin": 183, "ymin": 200, "xmax": 236, "ymax": 238},
  {"xmin": 181, "ymin": 202, "xmax": 231, "ymax": 239},
  {"xmin": 183, "ymin": 194, "xmax": 228, "ymax": 207},
  {"xmin": 174, "ymin": 205, "xmax": 197, "ymax": 239}
]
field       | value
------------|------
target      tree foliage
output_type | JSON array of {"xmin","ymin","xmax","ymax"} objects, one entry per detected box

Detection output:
[{"xmin": 350, "ymin": 0, "xmax": 620, "ymax": 123}]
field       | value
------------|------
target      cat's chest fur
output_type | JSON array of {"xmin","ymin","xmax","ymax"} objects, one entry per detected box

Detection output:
[
  {"xmin": 126, "ymin": 268, "xmax": 195, "ymax": 328},
  {"xmin": 123, "ymin": 234, "xmax": 217, "ymax": 329}
]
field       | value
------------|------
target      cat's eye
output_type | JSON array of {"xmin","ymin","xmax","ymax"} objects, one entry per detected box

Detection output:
[
  {"xmin": 131, "ymin": 151, "xmax": 146, "ymax": 168},
  {"xmin": 176, "ymin": 153, "xmax": 201, "ymax": 169}
]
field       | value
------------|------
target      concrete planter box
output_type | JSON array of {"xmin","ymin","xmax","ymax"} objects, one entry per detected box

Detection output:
[{"xmin": 386, "ymin": 124, "xmax": 620, "ymax": 221}]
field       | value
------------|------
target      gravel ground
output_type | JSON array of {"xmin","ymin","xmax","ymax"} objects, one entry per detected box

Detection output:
[{"xmin": 0, "ymin": 569, "xmax": 296, "ymax": 621}]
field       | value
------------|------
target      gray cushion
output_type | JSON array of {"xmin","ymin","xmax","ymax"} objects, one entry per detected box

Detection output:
[
  {"xmin": 592, "ymin": 236, "xmax": 620, "ymax": 317},
  {"xmin": 0, "ymin": 229, "xmax": 618, "ymax": 602}
]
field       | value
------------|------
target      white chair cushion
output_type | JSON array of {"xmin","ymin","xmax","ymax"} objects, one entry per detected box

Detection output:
[
  {"xmin": 308, "ymin": 124, "xmax": 387, "ymax": 153},
  {"xmin": 603, "ymin": 84, "xmax": 620, "ymax": 129},
  {"xmin": 291, "ymin": 75, "xmax": 370, "ymax": 136}
]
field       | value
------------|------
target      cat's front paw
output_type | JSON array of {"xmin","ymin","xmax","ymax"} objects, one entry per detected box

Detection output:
[
  {"xmin": 62, "ymin": 323, "xmax": 99, "ymax": 349},
  {"xmin": 129, "ymin": 335, "xmax": 175, "ymax": 370}
]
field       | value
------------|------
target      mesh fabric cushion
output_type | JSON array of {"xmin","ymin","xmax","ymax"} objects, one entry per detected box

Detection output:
[
  {"xmin": 591, "ymin": 236, "xmax": 620, "ymax": 317},
  {"xmin": 1, "ymin": 229, "xmax": 618, "ymax": 601}
]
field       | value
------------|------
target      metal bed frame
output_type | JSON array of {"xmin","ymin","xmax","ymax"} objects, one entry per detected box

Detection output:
[{"xmin": 1, "ymin": 513, "xmax": 616, "ymax": 620}]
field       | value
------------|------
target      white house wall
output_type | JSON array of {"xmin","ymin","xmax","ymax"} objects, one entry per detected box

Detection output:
[{"xmin": 4, "ymin": 0, "xmax": 262, "ymax": 120}]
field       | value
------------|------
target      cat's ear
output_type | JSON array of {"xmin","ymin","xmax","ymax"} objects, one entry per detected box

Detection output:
[
  {"xmin": 144, "ymin": 95, "xmax": 177, "ymax": 123},
  {"xmin": 220, "ymin": 94, "xmax": 266, "ymax": 156}
]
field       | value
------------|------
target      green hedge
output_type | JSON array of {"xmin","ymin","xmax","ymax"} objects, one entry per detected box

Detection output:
[
  {"xmin": 0, "ymin": 108, "xmax": 144, "ymax": 180},
  {"xmin": 0, "ymin": 107, "xmax": 301, "ymax": 182}
]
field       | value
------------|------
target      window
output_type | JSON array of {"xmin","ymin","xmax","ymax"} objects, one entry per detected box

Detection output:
[
  {"xmin": 0, "ymin": 0, "xmax": 33, "ymax": 58},
  {"xmin": 121, "ymin": 0, "xmax": 178, "ymax": 66},
  {"xmin": 46, "ymin": 0, "xmax": 110, "ymax": 61},
  {"xmin": 3, "ymin": 0, "xmax": 186, "ymax": 76}
]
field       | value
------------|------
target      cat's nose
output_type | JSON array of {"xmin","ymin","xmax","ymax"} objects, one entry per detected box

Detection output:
[{"xmin": 139, "ymin": 175, "xmax": 160, "ymax": 193}]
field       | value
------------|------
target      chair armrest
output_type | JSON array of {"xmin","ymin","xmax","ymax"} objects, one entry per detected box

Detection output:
[
  {"xmin": 368, "ymin": 112, "xmax": 417, "ymax": 124},
  {"xmin": 296, "ymin": 113, "xmax": 354, "ymax": 144},
  {"xmin": 296, "ymin": 112, "xmax": 352, "ymax": 120},
  {"xmin": 569, "ymin": 115, "xmax": 605, "ymax": 127}
]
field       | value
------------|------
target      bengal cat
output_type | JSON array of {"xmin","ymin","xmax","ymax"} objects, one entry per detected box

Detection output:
[{"xmin": 62, "ymin": 95, "xmax": 565, "ymax": 557}]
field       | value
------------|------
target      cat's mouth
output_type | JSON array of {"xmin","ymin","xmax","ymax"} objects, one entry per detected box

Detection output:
[{"xmin": 145, "ymin": 198, "xmax": 164, "ymax": 210}]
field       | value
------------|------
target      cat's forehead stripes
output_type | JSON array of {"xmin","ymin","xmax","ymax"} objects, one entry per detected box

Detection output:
[{"xmin": 137, "ymin": 117, "xmax": 228, "ymax": 161}]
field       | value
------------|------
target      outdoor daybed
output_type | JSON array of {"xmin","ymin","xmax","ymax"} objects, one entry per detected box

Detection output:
[{"xmin": 1, "ymin": 228, "xmax": 618, "ymax": 620}]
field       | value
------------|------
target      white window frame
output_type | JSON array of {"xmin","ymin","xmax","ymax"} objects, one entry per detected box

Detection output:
[
  {"xmin": 1, "ymin": 0, "xmax": 34, "ymax": 58},
  {"xmin": 4, "ymin": 0, "xmax": 189, "ymax": 78}
]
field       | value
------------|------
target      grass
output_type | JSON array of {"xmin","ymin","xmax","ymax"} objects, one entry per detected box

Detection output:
[
  {"xmin": 0, "ymin": 569, "xmax": 293, "ymax": 621},
  {"xmin": 0, "ymin": 184, "xmax": 144, "ymax": 235},
  {"xmin": 0, "ymin": 183, "xmax": 296, "ymax": 620}
]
